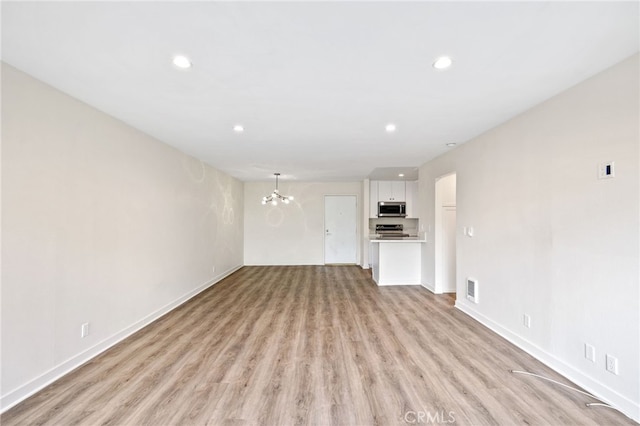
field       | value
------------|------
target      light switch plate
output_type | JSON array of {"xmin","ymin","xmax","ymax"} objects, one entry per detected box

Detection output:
[
  {"xmin": 606, "ymin": 354, "xmax": 619, "ymax": 375},
  {"xmin": 585, "ymin": 343, "xmax": 596, "ymax": 362},
  {"xmin": 81, "ymin": 323, "xmax": 90, "ymax": 338}
]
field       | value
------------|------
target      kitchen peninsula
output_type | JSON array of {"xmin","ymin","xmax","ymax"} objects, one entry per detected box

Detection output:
[{"xmin": 370, "ymin": 236, "xmax": 425, "ymax": 286}]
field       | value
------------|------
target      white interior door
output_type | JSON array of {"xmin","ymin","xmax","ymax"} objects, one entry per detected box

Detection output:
[
  {"xmin": 442, "ymin": 206, "xmax": 457, "ymax": 292},
  {"xmin": 324, "ymin": 195, "xmax": 357, "ymax": 264}
]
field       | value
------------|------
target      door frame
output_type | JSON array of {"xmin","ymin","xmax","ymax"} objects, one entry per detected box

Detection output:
[
  {"xmin": 434, "ymin": 173, "xmax": 457, "ymax": 294},
  {"xmin": 441, "ymin": 205, "xmax": 457, "ymax": 293},
  {"xmin": 323, "ymin": 194, "xmax": 360, "ymax": 265}
]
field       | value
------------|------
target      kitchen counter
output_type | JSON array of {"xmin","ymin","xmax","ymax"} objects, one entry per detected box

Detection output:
[
  {"xmin": 369, "ymin": 237, "xmax": 425, "ymax": 286},
  {"xmin": 370, "ymin": 236, "xmax": 426, "ymax": 242}
]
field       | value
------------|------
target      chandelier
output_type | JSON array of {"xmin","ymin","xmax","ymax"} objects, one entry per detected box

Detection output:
[{"xmin": 262, "ymin": 173, "xmax": 294, "ymax": 205}]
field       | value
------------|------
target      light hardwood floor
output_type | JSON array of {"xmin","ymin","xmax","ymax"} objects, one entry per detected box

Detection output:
[{"xmin": 2, "ymin": 266, "xmax": 634, "ymax": 425}]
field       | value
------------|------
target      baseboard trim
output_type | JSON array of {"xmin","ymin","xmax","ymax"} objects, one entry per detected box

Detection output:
[
  {"xmin": 0, "ymin": 264, "xmax": 243, "ymax": 413},
  {"xmin": 421, "ymin": 282, "xmax": 436, "ymax": 293},
  {"xmin": 454, "ymin": 301, "xmax": 640, "ymax": 423}
]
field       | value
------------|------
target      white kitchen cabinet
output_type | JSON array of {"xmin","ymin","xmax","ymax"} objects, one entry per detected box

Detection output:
[
  {"xmin": 369, "ymin": 180, "xmax": 379, "ymax": 218},
  {"xmin": 370, "ymin": 238, "xmax": 425, "ymax": 285},
  {"xmin": 377, "ymin": 181, "xmax": 405, "ymax": 202},
  {"xmin": 405, "ymin": 180, "xmax": 418, "ymax": 218}
]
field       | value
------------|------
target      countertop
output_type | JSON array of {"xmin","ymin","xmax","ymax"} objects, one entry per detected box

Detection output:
[{"xmin": 369, "ymin": 236, "xmax": 426, "ymax": 243}]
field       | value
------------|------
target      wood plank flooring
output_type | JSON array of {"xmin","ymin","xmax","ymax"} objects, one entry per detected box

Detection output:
[{"xmin": 2, "ymin": 266, "xmax": 634, "ymax": 425}]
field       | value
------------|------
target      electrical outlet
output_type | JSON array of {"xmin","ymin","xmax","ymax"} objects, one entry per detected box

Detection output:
[
  {"xmin": 584, "ymin": 344, "xmax": 596, "ymax": 362},
  {"xmin": 81, "ymin": 323, "xmax": 90, "ymax": 338},
  {"xmin": 523, "ymin": 314, "xmax": 531, "ymax": 328},
  {"xmin": 605, "ymin": 354, "xmax": 619, "ymax": 375}
]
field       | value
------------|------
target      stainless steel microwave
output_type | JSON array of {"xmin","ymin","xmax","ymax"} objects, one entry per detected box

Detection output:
[{"xmin": 378, "ymin": 201, "xmax": 406, "ymax": 217}]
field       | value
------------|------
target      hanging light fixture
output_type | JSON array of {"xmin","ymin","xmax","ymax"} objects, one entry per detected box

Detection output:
[{"xmin": 262, "ymin": 173, "xmax": 294, "ymax": 205}]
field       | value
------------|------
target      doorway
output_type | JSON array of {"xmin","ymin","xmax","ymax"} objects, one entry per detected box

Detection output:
[
  {"xmin": 434, "ymin": 173, "xmax": 457, "ymax": 294},
  {"xmin": 324, "ymin": 195, "xmax": 357, "ymax": 264}
]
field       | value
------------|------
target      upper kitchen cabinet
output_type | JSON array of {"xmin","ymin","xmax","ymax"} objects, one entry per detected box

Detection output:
[
  {"xmin": 377, "ymin": 181, "xmax": 406, "ymax": 202},
  {"xmin": 370, "ymin": 180, "xmax": 418, "ymax": 218},
  {"xmin": 369, "ymin": 180, "xmax": 379, "ymax": 218}
]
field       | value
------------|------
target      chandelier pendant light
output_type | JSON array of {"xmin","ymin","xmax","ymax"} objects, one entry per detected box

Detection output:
[{"xmin": 262, "ymin": 173, "xmax": 294, "ymax": 205}]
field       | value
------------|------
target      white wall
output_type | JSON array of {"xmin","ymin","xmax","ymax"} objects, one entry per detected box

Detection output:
[
  {"xmin": 362, "ymin": 179, "xmax": 370, "ymax": 268},
  {"xmin": 418, "ymin": 54, "xmax": 639, "ymax": 420},
  {"xmin": 1, "ymin": 64, "xmax": 244, "ymax": 410},
  {"xmin": 244, "ymin": 181, "xmax": 362, "ymax": 265}
]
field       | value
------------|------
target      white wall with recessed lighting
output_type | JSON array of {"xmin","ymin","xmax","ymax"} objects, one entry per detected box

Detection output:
[
  {"xmin": 244, "ymin": 181, "xmax": 363, "ymax": 265},
  {"xmin": 417, "ymin": 54, "xmax": 639, "ymax": 421},
  {"xmin": 1, "ymin": 63, "xmax": 245, "ymax": 411}
]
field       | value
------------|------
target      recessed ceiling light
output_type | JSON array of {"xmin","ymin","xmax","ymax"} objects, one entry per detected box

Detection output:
[
  {"xmin": 398, "ymin": 173, "xmax": 405, "ymax": 177},
  {"xmin": 172, "ymin": 55, "xmax": 192, "ymax": 69},
  {"xmin": 446, "ymin": 142, "xmax": 457, "ymax": 147},
  {"xmin": 433, "ymin": 56, "xmax": 453, "ymax": 70},
  {"xmin": 233, "ymin": 125, "xmax": 244, "ymax": 133},
  {"xmin": 385, "ymin": 123, "xmax": 396, "ymax": 133}
]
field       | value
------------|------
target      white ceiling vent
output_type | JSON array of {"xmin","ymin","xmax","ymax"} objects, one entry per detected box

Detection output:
[{"xmin": 466, "ymin": 278, "xmax": 478, "ymax": 303}]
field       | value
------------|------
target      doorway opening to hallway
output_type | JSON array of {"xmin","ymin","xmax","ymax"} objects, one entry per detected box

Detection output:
[{"xmin": 434, "ymin": 173, "xmax": 457, "ymax": 295}]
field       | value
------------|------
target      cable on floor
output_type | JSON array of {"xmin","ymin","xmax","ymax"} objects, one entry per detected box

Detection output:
[{"xmin": 509, "ymin": 369, "xmax": 618, "ymax": 411}]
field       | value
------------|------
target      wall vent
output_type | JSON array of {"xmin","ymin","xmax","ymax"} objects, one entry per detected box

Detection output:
[{"xmin": 466, "ymin": 278, "xmax": 478, "ymax": 303}]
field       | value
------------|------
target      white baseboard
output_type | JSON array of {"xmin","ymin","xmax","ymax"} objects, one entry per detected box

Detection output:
[
  {"xmin": 0, "ymin": 264, "xmax": 242, "ymax": 413},
  {"xmin": 455, "ymin": 301, "xmax": 640, "ymax": 423},
  {"xmin": 421, "ymin": 282, "xmax": 436, "ymax": 293}
]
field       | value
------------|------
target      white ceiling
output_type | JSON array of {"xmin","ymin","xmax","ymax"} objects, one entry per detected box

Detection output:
[{"xmin": 2, "ymin": 1, "xmax": 638, "ymax": 182}]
